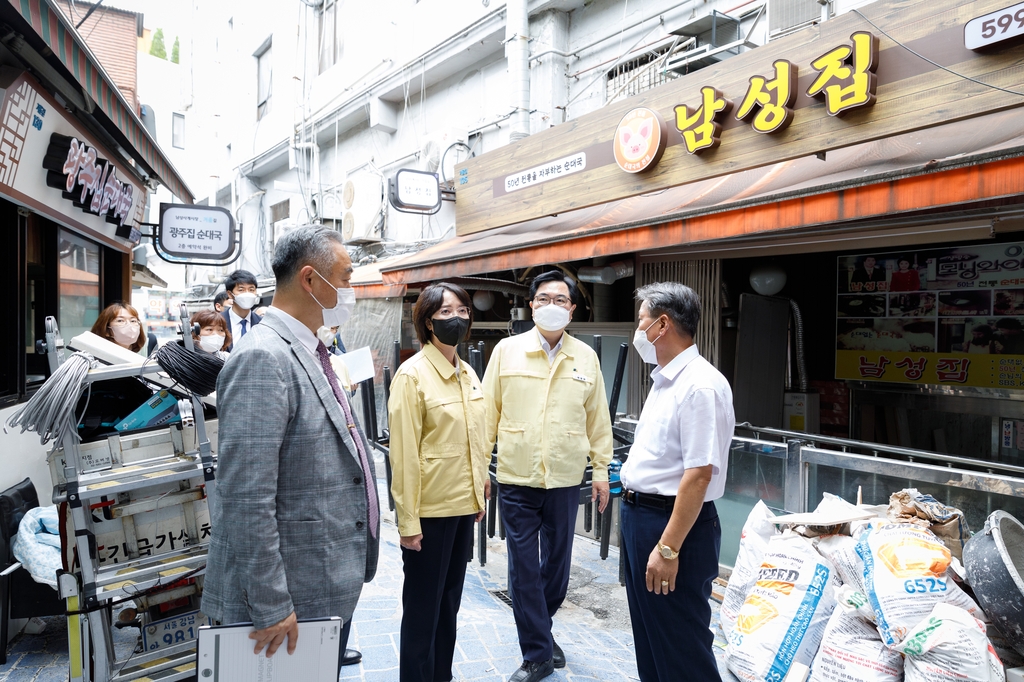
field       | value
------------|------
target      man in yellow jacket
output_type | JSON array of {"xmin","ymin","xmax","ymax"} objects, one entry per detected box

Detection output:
[{"xmin": 483, "ymin": 270, "xmax": 613, "ymax": 682}]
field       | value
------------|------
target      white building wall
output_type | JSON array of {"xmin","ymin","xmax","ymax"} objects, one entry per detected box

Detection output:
[{"xmin": 139, "ymin": 0, "xmax": 790, "ymax": 285}]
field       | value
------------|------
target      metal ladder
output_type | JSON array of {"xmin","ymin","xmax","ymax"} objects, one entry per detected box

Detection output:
[{"xmin": 46, "ymin": 305, "xmax": 217, "ymax": 682}]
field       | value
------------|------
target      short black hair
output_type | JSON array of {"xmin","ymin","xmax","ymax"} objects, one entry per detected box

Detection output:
[
  {"xmin": 272, "ymin": 225, "xmax": 346, "ymax": 285},
  {"xmin": 413, "ymin": 283, "xmax": 473, "ymax": 346},
  {"xmin": 213, "ymin": 291, "xmax": 232, "ymax": 307},
  {"xmin": 636, "ymin": 282, "xmax": 701, "ymax": 338},
  {"xmin": 529, "ymin": 270, "xmax": 579, "ymax": 304},
  {"xmin": 223, "ymin": 269, "xmax": 258, "ymax": 293},
  {"xmin": 997, "ymin": 318, "xmax": 1022, "ymax": 331}
]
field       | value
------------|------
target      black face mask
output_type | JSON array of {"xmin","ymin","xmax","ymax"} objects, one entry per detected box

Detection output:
[{"xmin": 431, "ymin": 316, "xmax": 469, "ymax": 347}]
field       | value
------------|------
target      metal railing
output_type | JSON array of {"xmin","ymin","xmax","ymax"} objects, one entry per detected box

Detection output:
[{"xmin": 723, "ymin": 424, "xmax": 1024, "ymax": 558}]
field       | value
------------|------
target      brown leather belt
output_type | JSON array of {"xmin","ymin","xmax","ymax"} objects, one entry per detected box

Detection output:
[{"xmin": 623, "ymin": 488, "xmax": 675, "ymax": 513}]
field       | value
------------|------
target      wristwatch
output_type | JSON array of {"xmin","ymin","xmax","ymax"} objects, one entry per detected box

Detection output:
[{"xmin": 658, "ymin": 541, "xmax": 679, "ymax": 560}]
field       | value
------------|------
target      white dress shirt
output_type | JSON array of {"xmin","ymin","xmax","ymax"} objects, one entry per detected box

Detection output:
[
  {"xmin": 620, "ymin": 344, "xmax": 735, "ymax": 501},
  {"xmin": 264, "ymin": 307, "xmax": 318, "ymax": 357},
  {"xmin": 537, "ymin": 328, "xmax": 565, "ymax": 365},
  {"xmin": 228, "ymin": 307, "xmax": 256, "ymax": 344}
]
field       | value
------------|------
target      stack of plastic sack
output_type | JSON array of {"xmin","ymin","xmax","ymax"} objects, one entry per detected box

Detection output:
[{"xmin": 722, "ymin": 491, "xmax": 1006, "ymax": 682}]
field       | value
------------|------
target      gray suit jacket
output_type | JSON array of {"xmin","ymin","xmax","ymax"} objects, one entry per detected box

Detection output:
[{"xmin": 201, "ymin": 310, "xmax": 379, "ymax": 629}]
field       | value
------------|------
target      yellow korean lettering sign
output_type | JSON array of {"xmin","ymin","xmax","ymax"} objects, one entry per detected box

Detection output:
[{"xmin": 455, "ymin": 0, "xmax": 1024, "ymax": 236}]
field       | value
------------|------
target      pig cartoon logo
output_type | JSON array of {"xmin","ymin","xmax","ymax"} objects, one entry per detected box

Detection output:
[{"xmin": 613, "ymin": 107, "xmax": 666, "ymax": 174}]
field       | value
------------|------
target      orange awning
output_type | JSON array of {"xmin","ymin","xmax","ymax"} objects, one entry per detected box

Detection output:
[
  {"xmin": 351, "ymin": 256, "xmax": 409, "ymax": 299},
  {"xmin": 382, "ymin": 108, "xmax": 1024, "ymax": 284}
]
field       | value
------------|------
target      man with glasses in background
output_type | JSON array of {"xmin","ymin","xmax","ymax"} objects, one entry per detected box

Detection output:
[{"xmin": 482, "ymin": 270, "xmax": 613, "ymax": 682}]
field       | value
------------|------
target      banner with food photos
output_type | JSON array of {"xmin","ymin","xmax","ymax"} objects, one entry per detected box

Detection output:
[{"xmin": 836, "ymin": 243, "xmax": 1024, "ymax": 388}]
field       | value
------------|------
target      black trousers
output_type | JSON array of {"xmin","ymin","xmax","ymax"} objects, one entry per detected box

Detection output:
[
  {"xmin": 499, "ymin": 484, "xmax": 579, "ymax": 663},
  {"xmin": 621, "ymin": 499, "xmax": 722, "ymax": 682},
  {"xmin": 400, "ymin": 514, "xmax": 475, "ymax": 682}
]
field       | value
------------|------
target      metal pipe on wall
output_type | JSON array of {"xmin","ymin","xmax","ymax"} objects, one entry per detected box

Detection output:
[{"xmin": 506, "ymin": 0, "xmax": 531, "ymax": 142}]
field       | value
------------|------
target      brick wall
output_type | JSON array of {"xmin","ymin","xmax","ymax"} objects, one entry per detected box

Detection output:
[{"xmin": 53, "ymin": 1, "xmax": 138, "ymax": 111}]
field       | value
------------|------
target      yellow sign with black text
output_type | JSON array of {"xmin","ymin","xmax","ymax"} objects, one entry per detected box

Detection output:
[{"xmin": 837, "ymin": 350, "xmax": 1024, "ymax": 389}]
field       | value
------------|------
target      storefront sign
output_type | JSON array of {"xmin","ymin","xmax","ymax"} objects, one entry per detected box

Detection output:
[
  {"xmin": 965, "ymin": 1, "xmax": 1024, "ymax": 50},
  {"xmin": 42, "ymin": 134, "xmax": 135, "ymax": 227},
  {"xmin": 613, "ymin": 108, "xmax": 665, "ymax": 171},
  {"xmin": 455, "ymin": 0, "xmax": 1024, "ymax": 236},
  {"xmin": 0, "ymin": 71, "xmax": 145, "ymax": 248},
  {"xmin": 156, "ymin": 204, "xmax": 236, "ymax": 262},
  {"xmin": 835, "ymin": 243, "xmax": 1024, "ymax": 389}
]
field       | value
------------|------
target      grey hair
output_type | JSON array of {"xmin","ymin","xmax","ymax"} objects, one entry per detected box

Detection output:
[
  {"xmin": 636, "ymin": 282, "xmax": 701, "ymax": 338},
  {"xmin": 271, "ymin": 225, "xmax": 346, "ymax": 284}
]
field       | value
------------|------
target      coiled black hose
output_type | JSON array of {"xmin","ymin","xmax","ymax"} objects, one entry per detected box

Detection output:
[{"xmin": 153, "ymin": 341, "xmax": 224, "ymax": 396}]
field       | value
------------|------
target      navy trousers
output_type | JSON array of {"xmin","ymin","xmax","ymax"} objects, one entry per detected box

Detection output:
[
  {"xmin": 621, "ymin": 500, "xmax": 722, "ymax": 682},
  {"xmin": 399, "ymin": 514, "xmax": 475, "ymax": 682},
  {"xmin": 499, "ymin": 484, "xmax": 579, "ymax": 663}
]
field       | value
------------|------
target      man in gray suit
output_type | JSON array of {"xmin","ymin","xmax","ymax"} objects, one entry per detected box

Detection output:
[{"xmin": 202, "ymin": 225, "xmax": 379, "ymax": 666}]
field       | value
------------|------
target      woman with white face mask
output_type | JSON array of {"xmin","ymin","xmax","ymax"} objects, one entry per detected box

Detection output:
[
  {"xmin": 191, "ymin": 310, "xmax": 232, "ymax": 360},
  {"xmin": 91, "ymin": 302, "xmax": 147, "ymax": 353}
]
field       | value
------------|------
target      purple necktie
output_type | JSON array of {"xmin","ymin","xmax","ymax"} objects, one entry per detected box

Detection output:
[{"xmin": 316, "ymin": 341, "xmax": 378, "ymax": 538}]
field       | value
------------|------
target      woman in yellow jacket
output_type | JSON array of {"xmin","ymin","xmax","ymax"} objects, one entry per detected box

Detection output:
[{"xmin": 388, "ymin": 282, "xmax": 491, "ymax": 682}]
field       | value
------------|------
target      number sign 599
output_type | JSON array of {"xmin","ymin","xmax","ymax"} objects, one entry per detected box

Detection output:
[{"xmin": 965, "ymin": 1, "xmax": 1024, "ymax": 50}]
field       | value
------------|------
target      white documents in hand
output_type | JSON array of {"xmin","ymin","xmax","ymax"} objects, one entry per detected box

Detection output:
[{"xmin": 195, "ymin": 617, "xmax": 342, "ymax": 682}]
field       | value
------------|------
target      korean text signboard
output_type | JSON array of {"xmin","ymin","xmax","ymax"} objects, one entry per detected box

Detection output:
[
  {"xmin": 835, "ymin": 243, "xmax": 1024, "ymax": 389},
  {"xmin": 42, "ymin": 134, "xmax": 136, "ymax": 227},
  {"xmin": 156, "ymin": 204, "xmax": 236, "ymax": 262},
  {"xmin": 454, "ymin": 0, "xmax": 1024, "ymax": 236}
]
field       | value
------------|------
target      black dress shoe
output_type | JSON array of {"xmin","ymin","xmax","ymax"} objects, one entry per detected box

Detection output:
[
  {"xmin": 552, "ymin": 640, "xmax": 565, "ymax": 669},
  {"xmin": 508, "ymin": 658, "xmax": 554, "ymax": 682},
  {"xmin": 341, "ymin": 648, "xmax": 362, "ymax": 666}
]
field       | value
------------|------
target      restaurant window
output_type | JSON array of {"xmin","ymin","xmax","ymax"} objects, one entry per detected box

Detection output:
[
  {"xmin": 172, "ymin": 112, "xmax": 185, "ymax": 149},
  {"xmin": 58, "ymin": 229, "xmax": 101, "ymax": 343},
  {"xmin": 318, "ymin": 0, "xmax": 344, "ymax": 74},
  {"xmin": 256, "ymin": 40, "xmax": 272, "ymax": 121}
]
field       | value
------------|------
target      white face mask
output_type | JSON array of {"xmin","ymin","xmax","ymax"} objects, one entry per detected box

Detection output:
[
  {"xmin": 632, "ymin": 319, "xmax": 661, "ymax": 365},
  {"xmin": 532, "ymin": 303, "xmax": 571, "ymax": 332},
  {"xmin": 111, "ymin": 325, "xmax": 139, "ymax": 347},
  {"xmin": 199, "ymin": 334, "xmax": 225, "ymax": 353},
  {"xmin": 310, "ymin": 269, "xmax": 356, "ymax": 328},
  {"xmin": 316, "ymin": 326, "xmax": 337, "ymax": 346},
  {"xmin": 233, "ymin": 292, "xmax": 259, "ymax": 310}
]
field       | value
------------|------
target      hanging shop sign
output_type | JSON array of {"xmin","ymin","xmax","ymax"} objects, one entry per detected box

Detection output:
[
  {"xmin": 454, "ymin": 0, "xmax": 1024, "ymax": 236},
  {"xmin": 154, "ymin": 203, "xmax": 239, "ymax": 264},
  {"xmin": 389, "ymin": 169, "xmax": 441, "ymax": 214},
  {"xmin": 835, "ymin": 243, "xmax": 1024, "ymax": 389}
]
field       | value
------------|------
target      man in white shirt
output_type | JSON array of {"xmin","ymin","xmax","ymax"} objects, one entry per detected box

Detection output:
[{"xmin": 619, "ymin": 282, "xmax": 734, "ymax": 682}]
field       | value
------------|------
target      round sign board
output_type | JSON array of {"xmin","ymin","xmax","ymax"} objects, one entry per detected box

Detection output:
[{"xmin": 612, "ymin": 107, "xmax": 667, "ymax": 174}]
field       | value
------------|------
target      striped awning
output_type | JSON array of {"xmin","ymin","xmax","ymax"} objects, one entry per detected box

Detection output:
[{"xmin": 6, "ymin": 0, "xmax": 194, "ymax": 204}]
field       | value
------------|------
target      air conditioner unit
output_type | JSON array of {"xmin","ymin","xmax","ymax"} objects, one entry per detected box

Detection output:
[
  {"xmin": 419, "ymin": 128, "xmax": 469, "ymax": 174},
  {"xmin": 319, "ymin": 190, "xmax": 345, "ymax": 221},
  {"xmin": 340, "ymin": 173, "xmax": 384, "ymax": 244},
  {"xmin": 768, "ymin": 0, "xmax": 823, "ymax": 38},
  {"xmin": 272, "ymin": 218, "xmax": 298, "ymax": 245}
]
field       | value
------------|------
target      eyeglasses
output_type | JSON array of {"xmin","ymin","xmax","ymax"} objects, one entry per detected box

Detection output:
[
  {"xmin": 435, "ymin": 306, "xmax": 471, "ymax": 318},
  {"xmin": 534, "ymin": 295, "xmax": 571, "ymax": 307},
  {"xmin": 111, "ymin": 318, "xmax": 140, "ymax": 328}
]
